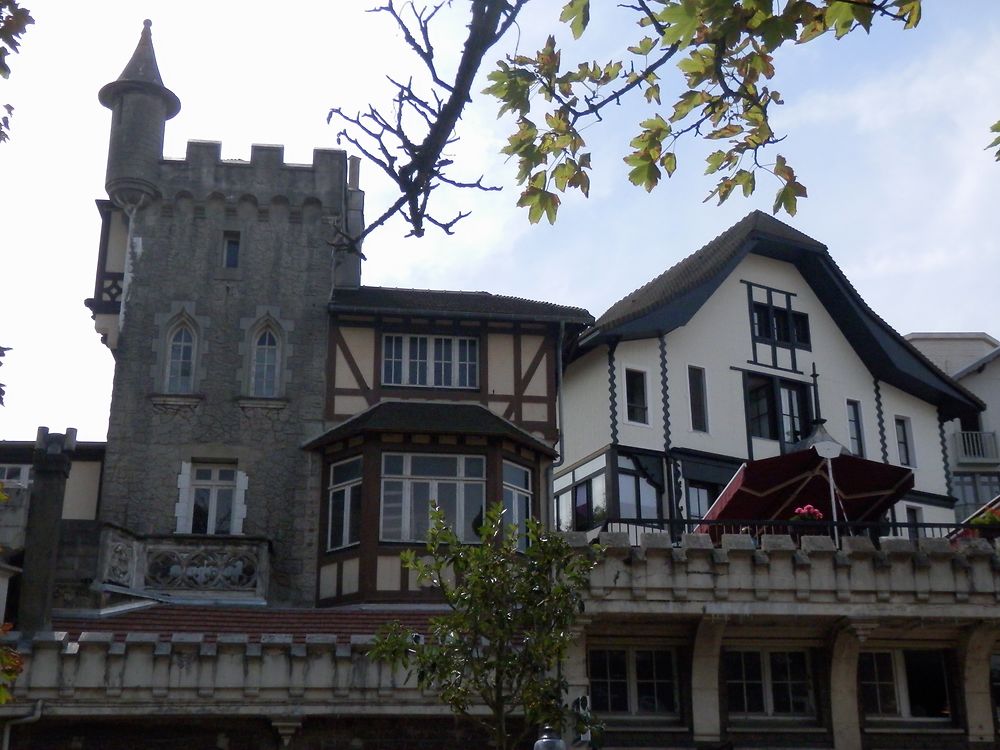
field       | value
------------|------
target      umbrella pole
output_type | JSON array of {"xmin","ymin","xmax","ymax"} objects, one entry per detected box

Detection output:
[{"xmin": 826, "ymin": 457, "xmax": 839, "ymax": 547}]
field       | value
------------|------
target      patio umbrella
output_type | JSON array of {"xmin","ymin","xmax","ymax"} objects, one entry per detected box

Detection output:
[{"xmin": 697, "ymin": 433, "xmax": 913, "ymax": 537}]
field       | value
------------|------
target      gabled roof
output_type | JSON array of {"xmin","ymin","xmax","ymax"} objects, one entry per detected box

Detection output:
[
  {"xmin": 304, "ymin": 401, "xmax": 556, "ymax": 456},
  {"xmin": 329, "ymin": 286, "xmax": 593, "ymax": 325},
  {"xmin": 579, "ymin": 210, "xmax": 983, "ymax": 422}
]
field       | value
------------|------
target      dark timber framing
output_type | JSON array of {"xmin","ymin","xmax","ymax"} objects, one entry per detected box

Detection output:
[{"xmin": 874, "ymin": 377, "xmax": 889, "ymax": 463}]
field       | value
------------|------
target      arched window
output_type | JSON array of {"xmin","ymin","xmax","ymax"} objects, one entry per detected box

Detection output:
[
  {"xmin": 166, "ymin": 326, "xmax": 195, "ymax": 394},
  {"xmin": 251, "ymin": 328, "xmax": 279, "ymax": 397}
]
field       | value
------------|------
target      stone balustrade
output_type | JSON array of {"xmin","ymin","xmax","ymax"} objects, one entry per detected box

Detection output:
[
  {"xmin": 98, "ymin": 526, "xmax": 270, "ymax": 600},
  {"xmin": 569, "ymin": 532, "xmax": 1000, "ymax": 620},
  {"xmin": 0, "ymin": 631, "xmax": 441, "ymax": 718}
]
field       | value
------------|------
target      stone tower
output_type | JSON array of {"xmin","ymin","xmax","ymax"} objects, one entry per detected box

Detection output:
[{"xmin": 86, "ymin": 21, "xmax": 365, "ymax": 605}]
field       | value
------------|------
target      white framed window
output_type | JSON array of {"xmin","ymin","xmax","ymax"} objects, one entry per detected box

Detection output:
[
  {"xmin": 588, "ymin": 647, "xmax": 678, "ymax": 715},
  {"xmin": 166, "ymin": 325, "xmax": 196, "ymax": 394},
  {"xmin": 328, "ymin": 456, "xmax": 362, "ymax": 550},
  {"xmin": 859, "ymin": 650, "xmax": 952, "ymax": 720},
  {"xmin": 382, "ymin": 334, "xmax": 479, "ymax": 389},
  {"xmin": 894, "ymin": 416, "xmax": 915, "ymax": 467},
  {"xmin": 175, "ymin": 462, "xmax": 248, "ymax": 535},
  {"xmin": 251, "ymin": 328, "xmax": 280, "ymax": 397},
  {"xmin": 380, "ymin": 453, "xmax": 486, "ymax": 543},
  {"xmin": 724, "ymin": 650, "xmax": 815, "ymax": 717},
  {"xmin": 624, "ymin": 368, "xmax": 648, "ymax": 424},
  {"xmin": 503, "ymin": 460, "xmax": 533, "ymax": 551}
]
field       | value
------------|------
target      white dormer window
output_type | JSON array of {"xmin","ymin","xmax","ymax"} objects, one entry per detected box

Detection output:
[{"xmin": 382, "ymin": 334, "xmax": 479, "ymax": 389}]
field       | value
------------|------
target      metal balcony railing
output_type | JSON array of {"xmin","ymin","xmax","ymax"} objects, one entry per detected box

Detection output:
[
  {"xmin": 954, "ymin": 431, "xmax": 1000, "ymax": 464},
  {"xmin": 601, "ymin": 517, "xmax": 994, "ymax": 549}
]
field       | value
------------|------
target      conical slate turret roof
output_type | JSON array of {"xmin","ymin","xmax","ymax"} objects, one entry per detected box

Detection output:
[{"xmin": 98, "ymin": 19, "xmax": 180, "ymax": 118}]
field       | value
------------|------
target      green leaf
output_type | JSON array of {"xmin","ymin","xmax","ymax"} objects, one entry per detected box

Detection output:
[
  {"xmin": 670, "ymin": 90, "xmax": 710, "ymax": 122},
  {"xmin": 658, "ymin": 0, "xmax": 700, "ymax": 47},
  {"xmin": 824, "ymin": 2, "xmax": 855, "ymax": 39},
  {"xmin": 661, "ymin": 151, "xmax": 677, "ymax": 177},
  {"xmin": 560, "ymin": 0, "xmax": 591, "ymax": 40},
  {"xmin": 704, "ymin": 149, "xmax": 727, "ymax": 175},
  {"xmin": 628, "ymin": 161, "xmax": 661, "ymax": 192},
  {"xmin": 627, "ymin": 36, "xmax": 656, "ymax": 56}
]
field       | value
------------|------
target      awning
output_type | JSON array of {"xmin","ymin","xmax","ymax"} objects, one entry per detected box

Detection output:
[{"xmin": 699, "ymin": 447, "xmax": 914, "ymax": 529}]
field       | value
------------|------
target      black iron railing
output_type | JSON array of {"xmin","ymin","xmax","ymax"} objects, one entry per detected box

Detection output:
[{"xmin": 599, "ymin": 517, "xmax": 993, "ymax": 548}]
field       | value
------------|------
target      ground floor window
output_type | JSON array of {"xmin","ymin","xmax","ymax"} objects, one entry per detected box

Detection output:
[
  {"xmin": 724, "ymin": 650, "xmax": 815, "ymax": 717},
  {"xmin": 616, "ymin": 453, "xmax": 662, "ymax": 521},
  {"xmin": 685, "ymin": 481, "xmax": 717, "ymax": 520},
  {"xmin": 859, "ymin": 650, "xmax": 951, "ymax": 720},
  {"xmin": 380, "ymin": 453, "xmax": 486, "ymax": 543},
  {"xmin": 589, "ymin": 647, "xmax": 678, "ymax": 715}
]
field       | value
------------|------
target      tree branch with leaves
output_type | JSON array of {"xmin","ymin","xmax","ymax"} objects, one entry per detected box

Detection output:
[
  {"xmin": 369, "ymin": 504, "xmax": 601, "ymax": 750},
  {"xmin": 331, "ymin": 0, "xmax": 1000, "ymax": 240},
  {"xmin": 0, "ymin": 0, "xmax": 33, "ymax": 143}
]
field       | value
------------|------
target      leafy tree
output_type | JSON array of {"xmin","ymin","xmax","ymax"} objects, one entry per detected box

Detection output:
[
  {"xmin": 331, "ymin": 0, "xmax": 995, "ymax": 243},
  {"xmin": 0, "ymin": 345, "xmax": 10, "ymax": 406},
  {"xmin": 369, "ymin": 504, "xmax": 601, "ymax": 750},
  {"xmin": 0, "ymin": 0, "xmax": 33, "ymax": 143}
]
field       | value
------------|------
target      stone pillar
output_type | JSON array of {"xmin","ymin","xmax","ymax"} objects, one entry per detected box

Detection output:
[
  {"xmin": 691, "ymin": 616, "xmax": 725, "ymax": 744},
  {"xmin": 959, "ymin": 624, "xmax": 998, "ymax": 745},
  {"xmin": 17, "ymin": 427, "xmax": 76, "ymax": 633},
  {"xmin": 829, "ymin": 625, "xmax": 863, "ymax": 750}
]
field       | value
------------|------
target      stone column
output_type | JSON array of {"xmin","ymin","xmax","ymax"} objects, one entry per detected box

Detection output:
[
  {"xmin": 959, "ymin": 624, "xmax": 998, "ymax": 746},
  {"xmin": 691, "ymin": 616, "xmax": 725, "ymax": 744},
  {"xmin": 829, "ymin": 624, "xmax": 863, "ymax": 750},
  {"xmin": 17, "ymin": 427, "xmax": 76, "ymax": 633}
]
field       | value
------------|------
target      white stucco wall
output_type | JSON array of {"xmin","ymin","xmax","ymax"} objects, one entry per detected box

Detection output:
[
  {"xmin": 559, "ymin": 346, "xmax": 612, "ymax": 464},
  {"xmin": 63, "ymin": 460, "xmax": 102, "ymax": 520},
  {"xmin": 614, "ymin": 338, "xmax": 665, "ymax": 451}
]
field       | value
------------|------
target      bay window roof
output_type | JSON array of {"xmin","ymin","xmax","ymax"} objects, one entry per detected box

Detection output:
[{"xmin": 303, "ymin": 401, "xmax": 556, "ymax": 456}]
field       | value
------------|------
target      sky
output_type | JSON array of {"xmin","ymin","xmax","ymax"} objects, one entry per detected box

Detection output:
[{"xmin": 1, "ymin": 1, "xmax": 998, "ymax": 441}]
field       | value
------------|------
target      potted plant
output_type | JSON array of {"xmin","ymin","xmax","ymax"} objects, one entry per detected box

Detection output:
[
  {"xmin": 970, "ymin": 508, "xmax": 1000, "ymax": 541},
  {"xmin": 789, "ymin": 504, "xmax": 824, "ymax": 538}
]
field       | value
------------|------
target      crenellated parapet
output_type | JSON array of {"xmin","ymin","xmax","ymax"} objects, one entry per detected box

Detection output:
[
  {"xmin": 572, "ymin": 532, "xmax": 1000, "ymax": 619},
  {"xmin": 158, "ymin": 142, "xmax": 361, "ymax": 219},
  {"xmin": 0, "ymin": 630, "xmax": 442, "ymax": 718}
]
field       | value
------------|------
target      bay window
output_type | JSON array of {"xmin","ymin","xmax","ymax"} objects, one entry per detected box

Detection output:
[
  {"xmin": 328, "ymin": 456, "xmax": 362, "ymax": 550},
  {"xmin": 503, "ymin": 461, "xmax": 533, "ymax": 551},
  {"xmin": 380, "ymin": 453, "xmax": 486, "ymax": 543}
]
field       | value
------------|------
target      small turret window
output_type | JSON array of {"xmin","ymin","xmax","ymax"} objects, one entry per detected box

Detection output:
[
  {"xmin": 166, "ymin": 326, "xmax": 195, "ymax": 393},
  {"xmin": 223, "ymin": 231, "xmax": 240, "ymax": 268}
]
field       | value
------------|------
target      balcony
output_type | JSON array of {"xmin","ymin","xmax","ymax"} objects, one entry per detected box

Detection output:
[
  {"xmin": 953, "ymin": 430, "xmax": 999, "ymax": 465},
  {"xmin": 602, "ymin": 517, "xmax": 986, "ymax": 548},
  {"xmin": 97, "ymin": 525, "xmax": 270, "ymax": 601}
]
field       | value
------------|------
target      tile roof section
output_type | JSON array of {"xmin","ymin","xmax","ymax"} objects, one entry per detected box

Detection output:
[
  {"xmin": 329, "ymin": 286, "xmax": 593, "ymax": 324},
  {"xmin": 52, "ymin": 604, "xmax": 437, "ymax": 642},
  {"xmin": 594, "ymin": 210, "xmax": 825, "ymax": 332},
  {"xmin": 304, "ymin": 401, "xmax": 557, "ymax": 455}
]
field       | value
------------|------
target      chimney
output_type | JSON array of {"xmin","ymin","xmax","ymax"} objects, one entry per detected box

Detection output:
[{"xmin": 17, "ymin": 427, "xmax": 76, "ymax": 633}]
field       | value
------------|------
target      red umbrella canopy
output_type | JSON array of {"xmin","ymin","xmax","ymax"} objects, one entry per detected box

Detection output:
[{"xmin": 702, "ymin": 448, "xmax": 913, "ymax": 524}]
